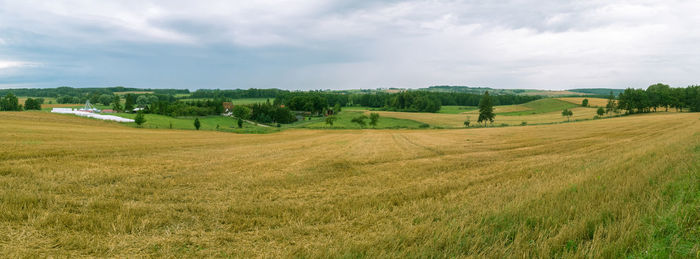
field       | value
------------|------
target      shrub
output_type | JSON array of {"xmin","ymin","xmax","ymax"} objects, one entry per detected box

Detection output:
[
  {"xmin": 597, "ymin": 107, "xmax": 605, "ymax": 116},
  {"xmin": 369, "ymin": 113, "xmax": 380, "ymax": 127},
  {"xmin": 419, "ymin": 123, "xmax": 430, "ymax": 128},
  {"xmin": 134, "ymin": 112, "xmax": 146, "ymax": 127},
  {"xmin": 351, "ymin": 115, "xmax": 368, "ymax": 128},
  {"xmin": 325, "ymin": 115, "xmax": 337, "ymax": 126}
]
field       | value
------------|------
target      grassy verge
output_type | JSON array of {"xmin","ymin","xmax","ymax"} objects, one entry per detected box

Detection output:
[
  {"xmin": 177, "ymin": 98, "xmax": 272, "ymax": 105},
  {"xmin": 439, "ymin": 106, "xmax": 477, "ymax": 114},
  {"xmin": 498, "ymin": 98, "xmax": 579, "ymax": 116},
  {"xmin": 114, "ymin": 113, "xmax": 279, "ymax": 134},
  {"xmin": 303, "ymin": 111, "xmax": 425, "ymax": 129}
]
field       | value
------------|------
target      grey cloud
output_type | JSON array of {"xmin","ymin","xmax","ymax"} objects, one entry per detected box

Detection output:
[{"xmin": 0, "ymin": 0, "xmax": 699, "ymax": 89}]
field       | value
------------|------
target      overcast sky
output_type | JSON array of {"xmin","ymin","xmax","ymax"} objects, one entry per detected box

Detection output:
[{"xmin": 1, "ymin": 0, "xmax": 699, "ymax": 90}]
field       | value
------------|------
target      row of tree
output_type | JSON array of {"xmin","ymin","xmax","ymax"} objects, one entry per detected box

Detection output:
[
  {"xmin": 273, "ymin": 91, "xmax": 541, "ymax": 114},
  {"xmin": 618, "ymin": 84, "xmax": 700, "ymax": 113},
  {"xmin": 0, "ymin": 93, "xmax": 43, "ymax": 111},
  {"xmin": 109, "ymin": 93, "xmax": 298, "ymax": 125},
  {"xmin": 0, "ymin": 86, "xmax": 187, "ymax": 99},
  {"xmin": 351, "ymin": 91, "xmax": 540, "ymax": 112},
  {"xmin": 189, "ymin": 88, "xmax": 285, "ymax": 99}
]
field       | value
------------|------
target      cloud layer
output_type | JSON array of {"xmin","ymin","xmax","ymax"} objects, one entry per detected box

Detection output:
[{"xmin": 1, "ymin": 0, "xmax": 699, "ymax": 89}]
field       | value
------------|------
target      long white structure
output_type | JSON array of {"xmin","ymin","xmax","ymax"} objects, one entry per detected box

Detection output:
[{"xmin": 51, "ymin": 108, "xmax": 135, "ymax": 123}]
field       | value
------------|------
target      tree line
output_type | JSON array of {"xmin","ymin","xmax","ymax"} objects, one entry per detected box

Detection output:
[
  {"xmin": 0, "ymin": 86, "xmax": 187, "ymax": 99},
  {"xmin": 273, "ymin": 91, "xmax": 541, "ymax": 114},
  {"xmin": 188, "ymin": 88, "xmax": 286, "ymax": 99},
  {"xmin": 351, "ymin": 91, "xmax": 540, "ymax": 112},
  {"xmin": 618, "ymin": 84, "xmax": 700, "ymax": 113},
  {"xmin": 0, "ymin": 93, "xmax": 43, "ymax": 111},
  {"xmin": 136, "ymin": 95, "xmax": 297, "ymax": 125}
]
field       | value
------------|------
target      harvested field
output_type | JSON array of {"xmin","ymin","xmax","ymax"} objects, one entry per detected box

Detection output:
[{"xmin": 0, "ymin": 112, "xmax": 697, "ymax": 257}]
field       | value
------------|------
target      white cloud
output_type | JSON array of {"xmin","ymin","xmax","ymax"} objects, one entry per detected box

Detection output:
[
  {"xmin": 0, "ymin": 60, "xmax": 33, "ymax": 69},
  {"xmin": 1, "ymin": 0, "xmax": 700, "ymax": 89}
]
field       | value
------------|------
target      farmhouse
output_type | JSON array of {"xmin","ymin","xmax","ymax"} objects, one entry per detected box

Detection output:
[{"xmin": 223, "ymin": 102, "xmax": 234, "ymax": 112}]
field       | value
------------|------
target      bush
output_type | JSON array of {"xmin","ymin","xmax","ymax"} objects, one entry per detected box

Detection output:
[
  {"xmin": 419, "ymin": 123, "xmax": 430, "ymax": 128},
  {"xmin": 521, "ymin": 121, "xmax": 527, "ymax": 126},
  {"xmin": 134, "ymin": 112, "xmax": 146, "ymax": 127},
  {"xmin": 597, "ymin": 107, "xmax": 605, "ymax": 116},
  {"xmin": 351, "ymin": 115, "xmax": 368, "ymax": 128},
  {"xmin": 369, "ymin": 113, "xmax": 380, "ymax": 127}
]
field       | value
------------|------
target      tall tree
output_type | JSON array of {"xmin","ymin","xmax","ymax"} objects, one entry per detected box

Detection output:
[
  {"xmin": 646, "ymin": 83, "xmax": 671, "ymax": 112},
  {"xmin": 478, "ymin": 91, "xmax": 495, "ymax": 126},
  {"xmin": 112, "ymin": 95, "xmax": 122, "ymax": 112},
  {"xmin": 233, "ymin": 106, "xmax": 251, "ymax": 119},
  {"xmin": 194, "ymin": 118, "xmax": 201, "ymax": 130},
  {"xmin": 98, "ymin": 94, "xmax": 113, "ymax": 106},
  {"xmin": 605, "ymin": 91, "xmax": 616, "ymax": 114},
  {"xmin": 134, "ymin": 112, "xmax": 146, "ymax": 127},
  {"xmin": 124, "ymin": 94, "xmax": 136, "ymax": 112},
  {"xmin": 369, "ymin": 113, "xmax": 380, "ymax": 128},
  {"xmin": 136, "ymin": 95, "xmax": 149, "ymax": 108},
  {"xmin": 0, "ymin": 93, "xmax": 20, "ymax": 111},
  {"xmin": 562, "ymin": 109, "xmax": 573, "ymax": 121},
  {"xmin": 582, "ymin": 98, "xmax": 589, "ymax": 107},
  {"xmin": 24, "ymin": 98, "xmax": 41, "ymax": 110}
]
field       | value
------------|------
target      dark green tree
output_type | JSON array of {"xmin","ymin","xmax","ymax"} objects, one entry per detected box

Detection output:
[
  {"xmin": 582, "ymin": 98, "xmax": 589, "ymax": 107},
  {"xmin": 369, "ymin": 113, "xmax": 380, "ymax": 127},
  {"xmin": 194, "ymin": 118, "xmax": 201, "ymax": 130},
  {"xmin": 237, "ymin": 118, "xmax": 243, "ymax": 128},
  {"xmin": 98, "ymin": 94, "xmax": 113, "ymax": 106},
  {"xmin": 351, "ymin": 115, "xmax": 368, "ymax": 128},
  {"xmin": 325, "ymin": 115, "xmax": 337, "ymax": 126},
  {"xmin": 477, "ymin": 91, "xmax": 495, "ymax": 126},
  {"xmin": 562, "ymin": 109, "xmax": 573, "ymax": 121},
  {"xmin": 24, "ymin": 98, "xmax": 41, "ymax": 110},
  {"xmin": 333, "ymin": 103, "xmax": 342, "ymax": 113},
  {"xmin": 646, "ymin": 83, "xmax": 671, "ymax": 111},
  {"xmin": 597, "ymin": 107, "xmax": 605, "ymax": 116},
  {"xmin": 136, "ymin": 95, "xmax": 149, "ymax": 108},
  {"xmin": 233, "ymin": 105, "xmax": 251, "ymax": 119},
  {"xmin": 112, "ymin": 95, "xmax": 122, "ymax": 112},
  {"xmin": 134, "ymin": 112, "xmax": 146, "ymax": 127},
  {"xmin": 605, "ymin": 91, "xmax": 616, "ymax": 114},
  {"xmin": 124, "ymin": 94, "xmax": 136, "ymax": 112},
  {"xmin": 0, "ymin": 93, "xmax": 20, "ymax": 111}
]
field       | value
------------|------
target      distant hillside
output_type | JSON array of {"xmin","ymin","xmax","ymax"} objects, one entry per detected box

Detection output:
[
  {"xmin": 421, "ymin": 85, "xmax": 595, "ymax": 97},
  {"xmin": 421, "ymin": 85, "xmax": 529, "ymax": 95},
  {"xmin": 568, "ymin": 88, "xmax": 623, "ymax": 96}
]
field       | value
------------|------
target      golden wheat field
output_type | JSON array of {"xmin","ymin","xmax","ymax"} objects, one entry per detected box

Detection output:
[
  {"xmin": 368, "ymin": 107, "xmax": 601, "ymax": 127},
  {"xmin": 557, "ymin": 97, "xmax": 611, "ymax": 107},
  {"xmin": 0, "ymin": 111, "xmax": 698, "ymax": 257}
]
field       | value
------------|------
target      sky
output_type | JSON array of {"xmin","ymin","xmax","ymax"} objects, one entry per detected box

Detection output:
[{"xmin": 1, "ymin": 0, "xmax": 699, "ymax": 90}]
